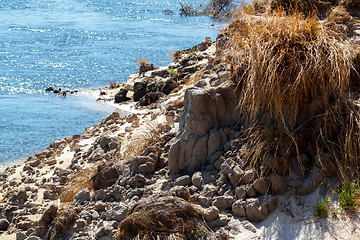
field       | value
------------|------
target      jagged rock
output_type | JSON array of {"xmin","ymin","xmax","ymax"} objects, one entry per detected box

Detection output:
[
  {"xmin": 130, "ymin": 150, "xmax": 159, "ymax": 175},
  {"xmin": 94, "ymin": 190, "xmax": 108, "ymax": 201},
  {"xmin": 114, "ymin": 89, "xmax": 130, "ymax": 103},
  {"xmin": 198, "ymin": 196, "xmax": 212, "ymax": 207},
  {"xmin": 270, "ymin": 175, "xmax": 288, "ymax": 194},
  {"xmin": 138, "ymin": 92, "xmax": 165, "ymax": 106},
  {"xmin": 191, "ymin": 172, "xmax": 203, "ymax": 189},
  {"xmin": 204, "ymin": 206, "xmax": 219, "ymax": 222},
  {"xmin": 168, "ymin": 82, "xmax": 241, "ymax": 174},
  {"xmin": 0, "ymin": 219, "xmax": 10, "ymax": 231},
  {"xmin": 74, "ymin": 188, "xmax": 91, "ymax": 204},
  {"xmin": 93, "ymin": 160, "xmax": 123, "ymax": 190},
  {"xmin": 95, "ymin": 201, "xmax": 106, "ymax": 212},
  {"xmin": 174, "ymin": 175, "xmax": 191, "ymax": 186},
  {"xmin": 139, "ymin": 63, "xmax": 155, "ymax": 75},
  {"xmin": 39, "ymin": 204, "xmax": 58, "ymax": 225}
]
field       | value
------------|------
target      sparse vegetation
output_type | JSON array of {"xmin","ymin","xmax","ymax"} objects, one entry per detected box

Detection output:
[
  {"xmin": 338, "ymin": 182, "xmax": 360, "ymax": 211},
  {"xmin": 313, "ymin": 198, "xmax": 329, "ymax": 217}
]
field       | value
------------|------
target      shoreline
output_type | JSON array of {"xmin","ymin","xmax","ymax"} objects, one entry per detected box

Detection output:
[{"xmin": 0, "ymin": 34, "xmax": 359, "ymax": 240}]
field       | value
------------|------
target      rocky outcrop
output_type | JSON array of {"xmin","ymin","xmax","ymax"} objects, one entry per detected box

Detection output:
[{"xmin": 168, "ymin": 81, "xmax": 241, "ymax": 174}]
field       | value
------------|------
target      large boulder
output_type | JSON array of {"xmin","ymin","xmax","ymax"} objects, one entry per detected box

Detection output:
[{"xmin": 168, "ymin": 82, "xmax": 240, "ymax": 174}]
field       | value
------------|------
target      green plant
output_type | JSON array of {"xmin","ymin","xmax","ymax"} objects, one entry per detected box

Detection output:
[
  {"xmin": 338, "ymin": 182, "xmax": 360, "ymax": 211},
  {"xmin": 313, "ymin": 198, "xmax": 329, "ymax": 217},
  {"xmin": 167, "ymin": 68, "xmax": 179, "ymax": 77}
]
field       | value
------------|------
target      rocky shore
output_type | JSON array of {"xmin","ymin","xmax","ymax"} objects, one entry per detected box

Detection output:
[{"xmin": 1, "ymin": 30, "xmax": 360, "ymax": 240}]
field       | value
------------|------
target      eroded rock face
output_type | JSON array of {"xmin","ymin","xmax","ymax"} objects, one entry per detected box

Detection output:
[{"xmin": 168, "ymin": 82, "xmax": 240, "ymax": 174}]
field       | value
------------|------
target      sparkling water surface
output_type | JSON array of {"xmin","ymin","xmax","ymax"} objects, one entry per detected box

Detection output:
[{"xmin": 0, "ymin": 0, "xmax": 220, "ymax": 164}]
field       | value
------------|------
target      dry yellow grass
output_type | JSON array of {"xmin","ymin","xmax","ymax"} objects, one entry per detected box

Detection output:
[
  {"xmin": 227, "ymin": 10, "xmax": 353, "ymax": 129},
  {"xmin": 58, "ymin": 165, "xmax": 100, "ymax": 202}
]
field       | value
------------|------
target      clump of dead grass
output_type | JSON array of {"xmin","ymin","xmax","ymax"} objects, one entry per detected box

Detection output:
[
  {"xmin": 270, "ymin": 0, "xmax": 336, "ymax": 14},
  {"xmin": 115, "ymin": 196, "xmax": 213, "ymax": 240},
  {"xmin": 227, "ymin": 10, "xmax": 353, "ymax": 129},
  {"xmin": 59, "ymin": 165, "xmax": 100, "ymax": 202},
  {"xmin": 46, "ymin": 207, "xmax": 78, "ymax": 240},
  {"xmin": 327, "ymin": 5, "xmax": 352, "ymax": 24},
  {"xmin": 315, "ymin": 99, "xmax": 360, "ymax": 180},
  {"xmin": 120, "ymin": 120, "xmax": 162, "ymax": 158}
]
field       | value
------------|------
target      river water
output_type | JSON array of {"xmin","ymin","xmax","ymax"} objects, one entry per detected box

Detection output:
[{"xmin": 0, "ymin": 0, "xmax": 220, "ymax": 164}]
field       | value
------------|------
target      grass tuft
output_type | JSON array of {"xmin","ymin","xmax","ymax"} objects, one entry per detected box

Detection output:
[
  {"xmin": 338, "ymin": 181, "xmax": 360, "ymax": 210},
  {"xmin": 313, "ymin": 198, "xmax": 329, "ymax": 217}
]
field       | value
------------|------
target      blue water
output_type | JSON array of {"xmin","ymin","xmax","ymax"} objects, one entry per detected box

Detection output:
[{"xmin": 0, "ymin": 0, "xmax": 220, "ymax": 164}]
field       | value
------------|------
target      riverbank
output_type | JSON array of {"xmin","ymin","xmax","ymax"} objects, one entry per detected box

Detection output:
[{"xmin": 2, "ymin": 2, "xmax": 360, "ymax": 239}]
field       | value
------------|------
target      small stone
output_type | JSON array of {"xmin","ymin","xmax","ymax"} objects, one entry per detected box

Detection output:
[
  {"xmin": 212, "ymin": 195, "xmax": 234, "ymax": 210},
  {"xmin": 253, "ymin": 178, "xmax": 269, "ymax": 195},
  {"xmin": 95, "ymin": 201, "xmax": 106, "ymax": 212},
  {"xmin": 16, "ymin": 232, "xmax": 27, "ymax": 240},
  {"xmin": 73, "ymin": 188, "xmax": 91, "ymax": 204},
  {"xmin": 76, "ymin": 219, "xmax": 86, "ymax": 229},
  {"xmin": 0, "ymin": 219, "xmax": 10, "ymax": 231},
  {"xmin": 204, "ymin": 206, "xmax": 219, "ymax": 222},
  {"xmin": 235, "ymin": 185, "xmax": 247, "ymax": 200},
  {"xmin": 232, "ymin": 200, "xmax": 246, "ymax": 217},
  {"xmin": 242, "ymin": 169, "xmax": 257, "ymax": 184},
  {"xmin": 17, "ymin": 190, "xmax": 28, "ymax": 201},
  {"xmin": 191, "ymin": 172, "xmax": 203, "ymax": 189},
  {"xmin": 174, "ymin": 175, "xmax": 191, "ymax": 186}
]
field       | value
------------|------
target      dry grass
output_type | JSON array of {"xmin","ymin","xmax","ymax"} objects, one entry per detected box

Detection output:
[
  {"xmin": 270, "ymin": 0, "xmax": 336, "ymax": 14},
  {"xmin": 137, "ymin": 58, "xmax": 149, "ymax": 66},
  {"xmin": 115, "ymin": 196, "xmax": 213, "ymax": 240},
  {"xmin": 327, "ymin": 5, "xmax": 352, "ymax": 24},
  {"xmin": 120, "ymin": 120, "xmax": 162, "ymax": 159},
  {"xmin": 315, "ymin": 99, "xmax": 360, "ymax": 180},
  {"xmin": 46, "ymin": 207, "xmax": 77, "ymax": 240},
  {"xmin": 221, "ymin": 5, "xmax": 360, "ymax": 180},
  {"xmin": 58, "ymin": 165, "xmax": 100, "ymax": 202},
  {"xmin": 227, "ymin": 10, "xmax": 353, "ymax": 129}
]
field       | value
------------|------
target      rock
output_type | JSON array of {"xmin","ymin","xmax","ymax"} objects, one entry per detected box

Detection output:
[
  {"xmin": 93, "ymin": 160, "xmax": 123, "ymax": 190},
  {"xmin": 198, "ymin": 196, "xmax": 212, "ymax": 207},
  {"xmin": 114, "ymin": 89, "xmax": 130, "ymax": 103},
  {"xmin": 162, "ymin": 79, "xmax": 178, "ymax": 95},
  {"xmin": 204, "ymin": 206, "xmax": 219, "ymax": 222},
  {"xmin": 16, "ymin": 232, "xmax": 27, "ymax": 240},
  {"xmin": 253, "ymin": 178, "xmax": 269, "ymax": 195},
  {"xmin": 270, "ymin": 175, "xmax": 288, "ymax": 194},
  {"xmin": 191, "ymin": 172, "xmax": 203, "ymax": 189},
  {"xmin": 212, "ymin": 195, "xmax": 234, "ymax": 210},
  {"xmin": 74, "ymin": 188, "xmax": 91, "ymax": 204},
  {"xmin": 95, "ymin": 201, "xmax": 106, "ymax": 212},
  {"xmin": 94, "ymin": 190, "xmax": 108, "ymax": 201},
  {"xmin": 17, "ymin": 190, "xmax": 28, "ymax": 201},
  {"xmin": 128, "ymin": 174, "xmax": 146, "ymax": 188},
  {"xmin": 243, "ymin": 198, "xmax": 268, "ymax": 222},
  {"xmin": 168, "ymin": 83, "xmax": 241, "ymax": 174},
  {"xmin": 138, "ymin": 91, "xmax": 165, "ymax": 106},
  {"xmin": 174, "ymin": 175, "xmax": 192, "ymax": 186},
  {"xmin": 114, "ymin": 205, "xmax": 128, "ymax": 222},
  {"xmin": 0, "ymin": 219, "xmax": 10, "ymax": 231},
  {"xmin": 76, "ymin": 219, "xmax": 86, "ymax": 229},
  {"xmin": 208, "ymin": 214, "xmax": 231, "ymax": 228},
  {"xmin": 235, "ymin": 185, "xmax": 247, "ymax": 200},
  {"xmin": 169, "ymin": 186, "xmax": 191, "ymax": 201},
  {"xmin": 232, "ymin": 200, "xmax": 246, "ymax": 217},
  {"xmin": 242, "ymin": 169, "xmax": 257, "ymax": 184},
  {"xmin": 39, "ymin": 204, "xmax": 58, "ymax": 225},
  {"xmin": 133, "ymin": 82, "xmax": 148, "ymax": 101}
]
